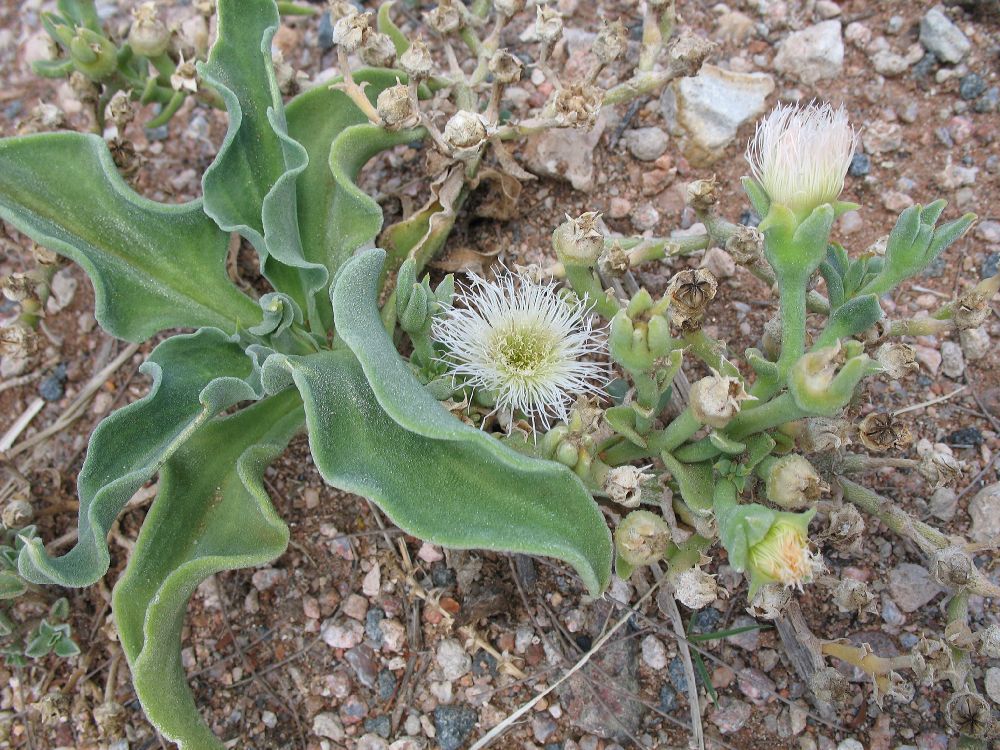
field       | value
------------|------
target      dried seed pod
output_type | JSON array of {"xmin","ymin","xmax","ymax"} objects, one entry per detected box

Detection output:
[
  {"xmin": 488, "ymin": 49, "xmax": 522, "ymax": 84},
  {"xmin": 725, "ymin": 225, "xmax": 764, "ymax": 266},
  {"xmin": 107, "ymin": 90, "xmax": 136, "ymax": 131},
  {"xmin": 129, "ymin": 2, "xmax": 171, "ymax": 58},
  {"xmin": 953, "ymin": 275, "xmax": 1000, "ymax": 330},
  {"xmin": 494, "ymin": 0, "xmax": 526, "ymax": 16},
  {"xmin": 932, "ymin": 545, "xmax": 974, "ymax": 589},
  {"xmin": 552, "ymin": 212, "xmax": 604, "ymax": 267},
  {"xmin": 832, "ymin": 577, "xmax": 877, "ymax": 616},
  {"xmin": 2, "ymin": 497, "xmax": 33, "ymax": 528},
  {"xmin": 535, "ymin": 5, "xmax": 563, "ymax": 43},
  {"xmin": 93, "ymin": 701, "xmax": 126, "ymax": 740},
  {"xmin": 825, "ymin": 504, "xmax": 865, "ymax": 553},
  {"xmin": 671, "ymin": 566, "xmax": 719, "ymax": 610},
  {"xmin": 665, "ymin": 268, "xmax": 718, "ymax": 328},
  {"xmin": 332, "ymin": 11, "xmax": 371, "ymax": 52},
  {"xmin": 69, "ymin": 71, "xmax": 99, "ymax": 106},
  {"xmin": 593, "ymin": 19, "xmax": 627, "ymax": 64},
  {"xmin": 2, "ymin": 273, "xmax": 34, "ymax": 302},
  {"xmin": 945, "ymin": 692, "xmax": 993, "ymax": 739},
  {"xmin": 747, "ymin": 582, "xmax": 791, "ymax": 619},
  {"xmin": 376, "ymin": 84, "xmax": 416, "ymax": 130},
  {"xmin": 614, "ymin": 510, "xmax": 670, "ymax": 567},
  {"xmin": 916, "ymin": 439, "xmax": 964, "ymax": 488},
  {"xmin": 399, "ymin": 40, "xmax": 433, "ymax": 80},
  {"xmin": 666, "ymin": 30, "xmax": 715, "ymax": 76},
  {"xmin": 764, "ymin": 454, "xmax": 828, "ymax": 510},
  {"xmin": 796, "ymin": 417, "xmax": 851, "ymax": 452},
  {"xmin": 109, "ymin": 137, "xmax": 141, "ymax": 178},
  {"xmin": 603, "ymin": 465, "xmax": 652, "ymax": 508},
  {"xmin": 856, "ymin": 412, "xmax": 911, "ymax": 452},
  {"xmin": 598, "ymin": 240, "xmax": 629, "ymax": 276},
  {"xmin": 359, "ymin": 31, "xmax": 397, "ymax": 68},
  {"xmin": 686, "ymin": 177, "xmax": 719, "ymax": 212},
  {"xmin": 689, "ymin": 370, "xmax": 752, "ymax": 429},
  {"xmin": 875, "ymin": 342, "xmax": 918, "ymax": 379},
  {"xmin": 0, "ymin": 324, "xmax": 39, "ymax": 358},
  {"xmin": 443, "ymin": 110, "xmax": 488, "ymax": 151},
  {"xmin": 810, "ymin": 667, "xmax": 851, "ymax": 704},
  {"xmin": 31, "ymin": 244, "xmax": 60, "ymax": 267},
  {"xmin": 425, "ymin": 0, "xmax": 463, "ymax": 34},
  {"xmin": 551, "ymin": 82, "xmax": 602, "ymax": 128}
]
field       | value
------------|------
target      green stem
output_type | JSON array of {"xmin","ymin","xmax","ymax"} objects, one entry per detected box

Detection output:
[
  {"xmin": 726, "ymin": 393, "xmax": 807, "ymax": 440},
  {"xmin": 564, "ymin": 264, "xmax": 620, "ymax": 319},
  {"xmin": 836, "ymin": 476, "xmax": 948, "ymax": 552},
  {"xmin": 145, "ymin": 91, "xmax": 185, "ymax": 128},
  {"xmin": 649, "ymin": 407, "xmax": 701, "ymax": 454},
  {"xmin": 776, "ymin": 275, "xmax": 807, "ymax": 384}
]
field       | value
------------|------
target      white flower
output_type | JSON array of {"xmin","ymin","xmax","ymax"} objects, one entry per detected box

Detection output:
[
  {"xmin": 431, "ymin": 269, "xmax": 606, "ymax": 429},
  {"xmin": 746, "ymin": 102, "xmax": 858, "ymax": 217}
]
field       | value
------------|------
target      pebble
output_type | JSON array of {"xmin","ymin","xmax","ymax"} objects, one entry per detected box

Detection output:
[
  {"xmin": 883, "ymin": 188, "xmax": 913, "ymax": 210},
  {"xmin": 312, "ymin": 712, "xmax": 345, "ymax": 741},
  {"xmin": 624, "ymin": 127, "xmax": 669, "ymax": 162},
  {"xmin": 379, "ymin": 618, "xmax": 406, "ymax": 652},
  {"xmin": 251, "ymin": 568, "xmax": 286, "ymax": 591},
  {"xmin": 659, "ymin": 684, "xmax": 679, "ymax": 712},
  {"xmin": 865, "ymin": 121, "xmax": 903, "ymax": 153},
  {"xmin": 345, "ymin": 644, "xmax": 379, "ymax": 688},
  {"xmin": 641, "ymin": 635, "xmax": 668, "ymax": 669},
  {"xmin": 377, "ymin": 668, "xmax": 397, "ymax": 701},
  {"xmin": 960, "ymin": 327, "xmax": 990, "ymax": 361},
  {"xmin": 340, "ymin": 695, "xmax": 369, "ymax": 725},
  {"xmin": 524, "ymin": 112, "xmax": 609, "ymax": 192},
  {"xmin": 929, "ymin": 487, "xmax": 958, "ymax": 521},
  {"xmin": 977, "ymin": 221, "xmax": 1000, "ymax": 244},
  {"xmin": 38, "ymin": 364, "xmax": 67, "ymax": 402},
  {"xmin": 709, "ymin": 697, "xmax": 752, "ymax": 734},
  {"xmin": 433, "ymin": 704, "xmax": 478, "ymax": 750},
  {"xmin": 737, "ymin": 668, "xmax": 775, "ymax": 705},
  {"xmin": 631, "ymin": 204, "xmax": 660, "ymax": 232},
  {"xmin": 343, "ymin": 593, "xmax": 369, "ymax": 621},
  {"xmin": 727, "ymin": 616, "xmax": 761, "ymax": 651},
  {"xmin": 959, "ymin": 73, "xmax": 986, "ymax": 101},
  {"xmin": 985, "ymin": 667, "xmax": 1000, "ymax": 705},
  {"xmin": 323, "ymin": 619, "xmax": 364, "ymax": 650},
  {"xmin": 969, "ymin": 483, "xmax": 1000, "ymax": 543},
  {"xmin": 848, "ymin": 153, "xmax": 870, "ymax": 177},
  {"xmin": 365, "ymin": 607, "xmax": 385, "ymax": 644},
  {"xmin": 364, "ymin": 716, "xmax": 392, "ymax": 739},
  {"xmin": 357, "ymin": 734, "xmax": 388, "ymax": 750},
  {"xmin": 701, "ymin": 246, "xmax": 736, "ymax": 279},
  {"xmin": 975, "ymin": 87, "xmax": 999, "ymax": 113},
  {"xmin": 919, "ymin": 8, "xmax": 971, "ymax": 64},
  {"xmin": 815, "ymin": 0, "xmax": 840, "ymax": 19},
  {"xmin": 317, "ymin": 11, "xmax": 334, "ymax": 50},
  {"xmin": 881, "ymin": 594, "xmax": 905, "ymax": 627},
  {"xmin": 668, "ymin": 655, "xmax": 689, "ymax": 692},
  {"xmin": 940, "ymin": 340, "xmax": 965, "ymax": 378},
  {"xmin": 774, "ymin": 21, "xmax": 844, "ymax": 85},
  {"xmin": 948, "ymin": 426, "xmax": 983, "ymax": 446},
  {"xmin": 888, "ymin": 563, "xmax": 942, "ymax": 612},
  {"xmin": 608, "ymin": 197, "xmax": 632, "ymax": 219},
  {"xmin": 837, "ymin": 741, "xmax": 864, "ymax": 750},
  {"xmin": 871, "ymin": 49, "xmax": 910, "ymax": 77},
  {"xmin": 436, "ymin": 638, "xmax": 472, "ymax": 681},
  {"xmin": 914, "ymin": 345, "xmax": 942, "ymax": 375},
  {"xmin": 844, "ymin": 22, "xmax": 871, "ymax": 48},
  {"xmin": 532, "ymin": 715, "xmax": 558, "ymax": 743}
]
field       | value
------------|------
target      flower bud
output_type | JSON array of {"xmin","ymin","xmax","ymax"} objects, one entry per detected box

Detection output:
[
  {"xmin": 747, "ymin": 583, "xmax": 790, "ymax": 619},
  {"xmin": 425, "ymin": 0, "xmax": 463, "ymax": 34},
  {"xmin": 810, "ymin": 667, "xmax": 851, "ymax": 704},
  {"xmin": 551, "ymin": 82, "xmax": 602, "ymax": 128},
  {"xmin": 614, "ymin": 510, "xmax": 670, "ymax": 567},
  {"xmin": 69, "ymin": 28, "xmax": 118, "ymax": 81},
  {"xmin": 916, "ymin": 439, "xmax": 964, "ymax": 488},
  {"xmin": 875, "ymin": 342, "xmax": 918, "ymax": 379},
  {"xmin": 665, "ymin": 268, "xmax": 717, "ymax": 329},
  {"xmin": 825, "ymin": 504, "xmax": 865, "ymax": 553},
  {"xmin": 593, "ymin": 19, "xmax": 627, "ymax": 64},
  {"xmin": 763, "ymin": 455, "xmax": 828, "ymax": 510},
  {"xmin": 856, "ymin": 412, "xmax": 911, "ymax": 452},
  {"xmin": 832, "ymin": 577, "xmax": 877, "ymax": 615},
  {"xmin": 494, "ymin": 0, "xmax": 525, "ymax": 16},
  {"xmin": 789, "ymin": 343, "xmax": 878, "ymax": 417},
  {"xmin": 376, "ymin": 85, "xmax": 416, "ymax": 131},
  {"xmin": 488, "ymin": 49, "xmax": 522, "ymax": 84},
  {"xmin": 945, "ymin": 692, "xmax": 992, "ymax": 739},
  {"xmin": 552, "ymin": 212, "xmax": 603, "ymax": 267},
  {"xmin": 689, "ymin": 370, "xmax": 753, "ymax": 429},
  {"xmin": 399, "ymin": 40, "xmax": 433, "ymax": 80},
  {"xmin": 725, "ymin": 225, "xmax": 765, "ymax": 266},
  {"xmin": 671, "ymin": 567, "xmax": 719, "ymax": 610},
  {"xmin": 932, "ymin": 545, "xmax": 974, "ymax": 589},
  {"xmin": 443, "ymin": 110, "xmax": 488, "ymax": 152},
  {"xmin": 2, "ymin": 497, "xmax": 33, "ymax": 528},
  {"xmin": 129, "ymin": 2, "xmax": 171, "ymax": 58},
  {"xmin": 747, "ymin": 513, "xmax": 818, "ymax": 591},
  {"xmin": 332, "ymin": 11, "xmax": 371, "ymax": 53},
  {"xmin": 603, "ymin": 465, "xmax": 652, "ymax": 508},
  {"xmin": 978, "ymin": 623, "xmax": 1000, "ymax": 658},
  {"xmin": 360, "ymin": 31, "xmax": 397, "ymax": 68},
  {"xmin": 535, "ymin": 5, "xmax": 563, "ymax": 43}
]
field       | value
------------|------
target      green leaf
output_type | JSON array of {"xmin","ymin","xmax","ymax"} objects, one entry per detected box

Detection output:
[
  {"xmin": 19, "ymin": 328, "xmax": 264, "ymax": 587},
  {"xmin": 812, "ymin": 294, "xmax": 883, "ymax": 349},
  {"xmin": 0, "ymin": 133, "xmax": 260, "ymax": 341},
  {"xmin": 113, "ymin": 390, "xmax": 302, "ymax": 750},
  {"xmin": 660, "ymin": 453, "xmax": 714, "ymax": 515},
  {"xmin": 604, "ymin": 406, "xmax": 649, "ymax": 448},
  {"xmin": 741, "ymin": 176, "xmax": 770, "ymax": 218},
  {"xmin": 286, "ymin": 74, "xmax": 423, "ymax": 290},
  {"xmin": 271, "ymin": 248, "xmax": 612, "ymax": 596},
  {"xmin": 0, "ymin": 571, "xmax": 26, "ymax": 599},
  {"xmin": 377, "ymin": 1, "xmax": 410, "ymax": 55},
  {"xmin": 199, "ymin": 0, "xmax": 326, "ymax": 325}
]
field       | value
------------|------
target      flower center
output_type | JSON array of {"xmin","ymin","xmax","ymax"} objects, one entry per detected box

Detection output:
[{"xmin": 489, "ymin": 321, "xmax": 558, "ymax": 376}]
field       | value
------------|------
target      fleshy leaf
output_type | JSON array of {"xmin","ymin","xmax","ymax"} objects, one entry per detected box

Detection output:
[
  {"xmin": 0, "ymin": 133, "xmax": 260, "ymax": 341},
  {"xmin": 113, "ymin": 390, "xmax": 302, "ymax": 750},
  {"xmin": 18, "ymin": 328, "xmax": 264, "ymax": 587},
  {"xmin": 812, "ymin": 294, "xmax": 883, "ymax": 349}
]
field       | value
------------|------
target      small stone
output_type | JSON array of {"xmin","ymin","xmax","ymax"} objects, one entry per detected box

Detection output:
[
  {"xmin": 914, "ymin": 345, "xmax": 942, "ymax": 375},
  {"xmin": 365, "ymin": 607, "xmax": 385, "ymax": 644},
  {"xmin": 377, "ymin": 669, "xmax": 398, "ymax": 701},
  {"xmin": 700, "ymin": 246, "xmax": 736, "ymax": 279},
  {"xmin": 323, "ymin": 619, "xmax": 364, "ymax": 649},
  {"xmin": 631, "ymin": 204, "xmax": 660, "ymax": 232},
  {"xmin": 975, "ymin": 87, "xmax": 1000, "ymax": 113},
  {"xmin": 886, "ymin": 15, "xmax": 905, "ymax": 34},
  {"xmin": 363, "ymin": 715, "xmax": 392, "ymax": 740},
  {"xmin": 340, "ymin": 695, "xmax": 369, "ymax": 725},
  {"xmin": 737, "ymin": 668, "xmax": 775, "ymax": 705},
  {"xmin": 524, "ymin": 112, "xmax": 610, "ymax": 192},
  {"xmin": 433, "ymin": 704, "xmax": 478, "ymax": 750},
  {"xmin": 727, "ymin": 616, "xmax": 760, "ymax": 651},
  {"xmin": 837, "ymin": 741, "xmax": 864, "ymax": 750},
  {"xmin": 317, "ymin": 11, "xmax": 334, "ymax": 50},
  {"xmin": 959, "ymin": 73, "xmax": 987, "ymax": 101},
  {"xmin": 346, "ymin": 644, "xmax": 379, "ymax": 688},
  {"xmin": 848, "ymin": 153, "xmax": 870, "ymax": 177},
  {"xmin": 710, "ymin": 697, "xmax": 752, "ymax": 734},
  {"xmin": 919, "ymin": 8, "xmax": 971, "ymax": 64},
  {"xmin": 888, "ymin": 563, "xmax": 942, "ymax": 612},
  {"xmin": 960, "ymin": 327, "xmax": 990, "ymax": 361},
  {"xmin": 937, "ymin": 162, "xmax": 977, "ymax": 189},
  {"xmin": 313, "ymin": 712, "xmax": 345, "ymax": 741},
  {"xmin": 608, "ymin": 197, "xmax": 632, "ymax": 219},
  {"xmin": 814, "ymin": 0, "xmax": 840, "ymax": 19},
  {"xmin": 251, "ymin": 568, "xmax": 286, "ymax": 592},
  {"xmin": 690, "ymin": 606, "xmax": 723, "ymax": 634},
  {"xmin": 659, "ymin": 684, "xmax": 679, "ymax": 712},
  {"xmin": 948, "ymin": 426, "xmax": 983, "ymax": 446},
  {"xmin": 969, "ymin": 483, "xmax": 1000, "ymax": 543},
  {"xmin": 436, "ymin": 638, "xmax": 472, "ymax": 681},
  {"xmin": 357, "ymin": 734, "xmax": 389, "ymax": 750},
  {"xmin": 985, "ymin": 667, "xmax": 1000, "ymax": 705},
  {"xmin": 532, "ymin": 715, "xmax": 558, "ymax": 743},
  {"xmin": 882, "ymin": 189, "xmax": 914, "ymax": 211},
  {"xmin": 641, "ymin": 635, "xmax": 668, "ymax": 670},
  {"xmin": 418, "ymin": 542, "xmax": 444, "ymax": 562},
  {"xmin": 977, "ymin": 221, "xmax": 1000, "ymax": 244},
  {"xmin": 871, "ymin": 50, "xmax": 910, "ymax": 77},
  {"xmin": 362, "ymin": 563, "xmax": 381, "ymax": 597},
  {"xmin": 881, "ymin": 594, "xmax": 905, "ymax": 627},
  {"xmin": 625, "ymin": 127, "xmax": 669, "ymax": 162},
  {"xmin": 929, "ymin": 487, "xmax": 958, "ymax": 521},
  {"xmin": 774, "ymin": 21, "xmax": 844, "ymax": 85},
  {"xmin": 844, "ymin": 22, "xmax": 871, "ymax": 48},
  {"xmin": 343, "ymin": 593, "xmax": 369, "ymax": 621},
  {"xmin": 38, "ymin": 365, "xmax": 67, "ymax": 402},
  {"xmin": 940, "ymin": 340, "xmax": 965, "ymax": 378},
  {"xmin": 865, "ymin": 121, "xmax": 903, "ymax": 153},
  {"xmin": 668, "ymin": 655, "xmax": 689, "ymax": 693}
]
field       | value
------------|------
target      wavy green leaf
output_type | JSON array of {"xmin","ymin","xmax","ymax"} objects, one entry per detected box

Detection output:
[
  {"xmin": 280, "ymin": 248, "xmax": 612, "ymax": 595},
  {"xmin": 113, "ymin": 390, "xmax": 302, "ymax": 750},
  {"xmin": 18, "ymin": 329, "xmax": 264, "ymax": 587},
  {"xmin": 0, "ymin": 133, "xmax": 260, "ymax": 341}
]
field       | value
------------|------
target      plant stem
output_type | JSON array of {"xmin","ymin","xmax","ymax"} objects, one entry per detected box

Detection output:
[
  {"xmin": 564, "ymin": 264, "xmax": 620, "ymax": 319},
  {"xmin": 726, "ymin": 393, "xmax": 807, "ymax": 440}
]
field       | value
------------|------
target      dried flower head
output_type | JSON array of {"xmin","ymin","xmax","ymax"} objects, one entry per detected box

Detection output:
[
  {"xmin": 932, "ymin": 546, "xmax": 974, "ymax": 589},
  {"xmin": 0, "ymin": 324, "xmax": 38, "ymax": 358},
  {"xmin": 746, "ymin": 102, "xmax": 858, "ymax": 218},
  {"xmin": 494, "ymin": 0, "xmax": 525, "ymax": 17},
  {"xmin": 725, "ymin": 225, "xmax": 765, "ymax": 266},
  {"xmin": 598, "ymin": 240, "xmax": 629, "ymax": 277},
  {"xmin": 916, "ymin": 439, "xmax": 964, "ymax": 488},
  {"xmin": 603, "ymin": 465, "xmax": 653, "ymax": 508},
  {"xmin": 359, "ymin": 31, "xmax": 397, "ymax": 67},
  {"xmin": 686, "ymin": 177, "xmax": 719, "ymax": 212},
  {"xmin": 593, "ymin": 19, "xmax": 627, "ymax": 64},
  {"xmin": 535, "ymin": 5, "xmax": 564, "ymax": 43},
  {"xmin": 945, "ymin": 692, "xmax": 993, "ymax": 739},
  {"xmin": 552, "ymin": 212, "xmax": 604, "ymax": 267},
  {"xmin": 488, "ymin": 49, "xmax": 522, "ymax": 84},
  {"xmin": 376, "ymin": 84, "xmax": 417, "ymax": 130},
  {"xmin": 857, "ymin": 412, "xmax": 911, "ymax": 452},
  {"xmin": 953, "ymin": 276, "xmax": 1000, "ymax": 329},
  {"xmin": 824, "ymin": 504, "xmax": 865, "ymax": 553},
  {"xmin": 2, "ymin": 273, "xmax": 34, "ymax": 302},
  {"xmin": 832, "ymin": 577, "xmax": 877, "ymax": 616},
  {"xmin": 2, "ymin": 497, "xmax": 33, "ymax": 528},
  {"xmin": 170, "ymin": 57, "xmax": 198, "ymax": 93},
  {"xmin": 764, "ymin": 454, "xmax": 828, "ymax": 510},
  {"xmin": 551, "ymin": 82, "xmax": 602, "ymax": 128},
  {"xmin": 425, "ymin": 0, "xmax": 463, "ymax": 34},
  {"xmin": 666, "ymin": 30, "xmax": 715, "ymax": 77},
  {"xmin": 875, "ymin": 342, "xmax": 918, "ymax": 380},
  {"xmin": 689, "ymin": 370, "xmax": 754, "ymax": 429},
  {"xmin": 129, "ymin": 2, "xmax": 170, "ymax": 58},
  {"xmin": 614, "ymin": 510, "xmax": 670, "ymax": 567},
  {"xmin": 978, "ymin": 624, "xmax": 1000, "ymax": 658},
  {"xmin": 810, "ymin": 667, "xmax": 851, "ymax": 704},
  {"xmin": 665, "ymin": 268, "xmax": 718, "ymax": 328},
  {"xmin": 443, "ymin": 110, "xmax": 489, "ymax": 152},
  {"xmin": 795, "ymin": 417, "xmax": 851, "ymax": 453},
  {"xmin": 431, "ymin": 269, "xmax": 606, "ymax": 429},
  {"xmin": 747, "ymin": 582, "xmax": 791, "ymax": 619},
  {"xmin": 672, "ymin": 566, "xmax": 720, "ymax": 610}
]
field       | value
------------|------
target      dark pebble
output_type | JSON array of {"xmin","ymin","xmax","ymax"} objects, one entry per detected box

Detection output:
[
  {"xmin": 948, "ymin": 427, "xmax": 984, "ymax": 447},
  {"xmin": 982, "ymin": 252, "xmax": 1000, "ymax": 279},
  {"xmin": 935, "ymin": 127, "xmax": 955, "ymax": 148},
  {"xmin": 848, "ymin": 153, "xmax": 870, "ymax": 177},
  {"xmin": 975, "ymin": 87, "xmax": 1000, "ymax": 114},
  {"xmin": 921, "ymin": 255, "xmax": 947, "ymax": 278},
  {"xmin": 377, "ymin": 668, "xmax": 397, "ymax": 701},
  {"xmin": 574, "ymin": 634, "xmax": 593, "ymax": 652},
  {"xmin": 317, "ymin": 10, "xmax": 334, "ymax": 50},
  {"xmin": 911, "ymin": 52, "xmax": 937, "ymax": 80},
  {"xmin": 659, "ymin": 684, "xmax": 679, "ymax": 712},
  {"xmin": 739, "ymin": 209, "xmax": 761, "ymax": 228},
  {"xmin": 431, "ymin": 564, "xmax": 456, "ymax": 587},
  {"xmin": 959, "ymin": 73, "xmax": 987, "ymax": 101},
  {"xmin": 433, "ymin": 704, "xmax": 478, "ymax": 750},
  {"xmin": 145, "ymin": 124, "xmax": 170, "ymax": 141},
  {"xmin": 4, "ymin": 100, "xmax": 22, "ymax": 120},
  {"xmin": 545, "ymin": 744, "xmax": 562, "ymax": 750},
  {"xmin": 668, "ymin": 655, "xmax": 688, "ymax": 693},
  {"xmin": 364, "ymin": 715, "xmax": 391, "ymax": 738},
  {"xmin": 472, "ymin": 649, "xmax": 498, "ymax": 677},
  {"xmin": 365, "ymin": 607, "xmax": 385, "ymax": 645},
  {"xmin": 689, "ymin": 606, "xmax": 722, "ymax": 634},
  {"xmin": 38, "ymin": 363, "xmax": 67, "ymax": 402}
]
